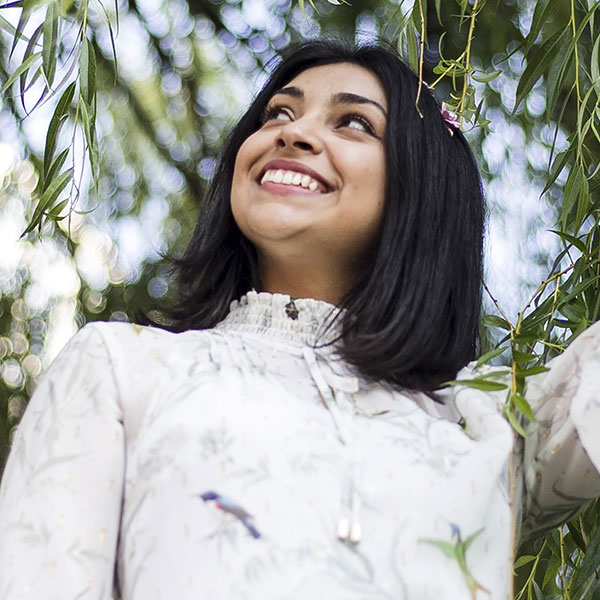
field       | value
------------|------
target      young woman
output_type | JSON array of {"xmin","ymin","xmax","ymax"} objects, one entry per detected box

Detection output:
[{"xmin": 1, "ymin": 40, "xmax": 599, "ymax": 600}]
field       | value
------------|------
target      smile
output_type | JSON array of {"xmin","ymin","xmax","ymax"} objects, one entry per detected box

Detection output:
[{"xmin": 260, "ymin": 169, "xmax": 323, "ymax": 193}]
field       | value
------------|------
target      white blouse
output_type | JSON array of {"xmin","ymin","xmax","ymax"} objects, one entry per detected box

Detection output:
[{"xmin": 1, "ymin": 291, "xmax": 600, "ymax": 600}]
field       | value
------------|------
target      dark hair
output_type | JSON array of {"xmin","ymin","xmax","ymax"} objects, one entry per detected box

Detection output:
[{"xmin": 156, "ymin": 40, "xmax": 485, "ymax": 392}]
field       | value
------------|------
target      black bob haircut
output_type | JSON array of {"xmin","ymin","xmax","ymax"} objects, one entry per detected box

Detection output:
[{"xmin": 157, "ymin": 39, "xmax": 485, "ymax": 392}]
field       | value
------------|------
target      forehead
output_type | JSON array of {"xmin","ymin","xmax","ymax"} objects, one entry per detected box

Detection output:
[{"xmin": 279, "ymin": 63, "xmax": 387, "ymax": 110}]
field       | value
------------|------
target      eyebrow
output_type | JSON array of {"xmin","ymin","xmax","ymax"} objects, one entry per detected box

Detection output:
[{"xmin": 271, "ymin": 86, "xmax": 387, "ymax": 118}]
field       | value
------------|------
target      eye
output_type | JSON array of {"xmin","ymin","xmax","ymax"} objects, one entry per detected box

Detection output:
[
  {"xmin": 262, "ymin": 105, "xmax": 293, "ymax": 124},
  {"xmin": 338, "ymin": 114, "xmax": 376, "ymax": 136}
]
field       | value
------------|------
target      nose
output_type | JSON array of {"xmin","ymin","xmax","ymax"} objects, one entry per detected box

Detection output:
[{"xmin": 276, "ymin": 116, "xmax": 323, "ymax": 154}]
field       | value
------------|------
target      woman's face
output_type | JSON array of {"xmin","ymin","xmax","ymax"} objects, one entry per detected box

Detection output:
[{"xmin": 231, "ymin": 62, "xmax": 387, "ymax": 289}]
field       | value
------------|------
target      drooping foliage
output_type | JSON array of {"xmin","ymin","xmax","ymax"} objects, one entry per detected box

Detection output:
[{"xmin": 1, "ymin": 0, "xmax": 600, "ymax": 596}]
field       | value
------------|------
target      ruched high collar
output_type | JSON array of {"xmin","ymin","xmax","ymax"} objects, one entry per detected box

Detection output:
[{"xmin": 215, "ymin": 290, "xmax": 343, "ymax": 346}]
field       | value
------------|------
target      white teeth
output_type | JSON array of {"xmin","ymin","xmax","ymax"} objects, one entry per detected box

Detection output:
[
  {"xmin": 260, "ymin": 168, "xmax": 324, "ymax": 192},
  {"xmin": 300, "ymin": 174, "xmax": 311, "ymax": 188}
]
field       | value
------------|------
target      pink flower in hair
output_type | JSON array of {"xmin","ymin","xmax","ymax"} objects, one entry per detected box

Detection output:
[{"xmin": 440, "ymin": 103, "xmax": 460, "ymax": 135}]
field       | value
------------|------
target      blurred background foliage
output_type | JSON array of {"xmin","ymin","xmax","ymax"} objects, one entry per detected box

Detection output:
[{"xmin": 1, "ymin": 0, "xmax": 600, "ymax": 597}]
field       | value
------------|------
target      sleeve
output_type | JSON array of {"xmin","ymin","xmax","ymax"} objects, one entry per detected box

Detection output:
[
  {"xmin": 521, "ymin": 320, "xmax": 600, "ymax": 540},
  {"xmin": 0, "ymin": 323, "xmax": 125, "ymax": 600}
]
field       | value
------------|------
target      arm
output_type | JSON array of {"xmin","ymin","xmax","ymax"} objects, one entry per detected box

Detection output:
[
  {"xmin": 0, "ymin": 324, "xmax": 125, "ymax": 600},
  {"xmin": 522, "ymin": 321, "xmax": 600, "ymax": 539}
]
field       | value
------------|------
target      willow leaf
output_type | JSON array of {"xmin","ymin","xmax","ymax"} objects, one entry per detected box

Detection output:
[
  {"xmin": 545, "ymin": 29, "xmax": 572, "ymax": 120},
  {"xmin": 550, "ymin": 229, "xmax": 588, "ymax": 253},
  {"xmin": 523, "ymin": 0, "xmax": 554, "ymax": 56},
  {"xmin": 406, "ymin": 25, "xmax": 418, "ymax": 73},
  {"xmin": 481, "ymin": 314, "xmax": 511, "ymax": 330},
  {"xmin": 592, "ymin": 35, "xmax": 600, "ymax": 93},
  {"xmin": 574, "ymin": 175, "xmax": 590, "ymax": 233},
  {"xmin": 42, "ymin": 147, "xmax": 69, "ymax": 193},
  {"xmin": 471, "ymin": 69, "xmax": 501, "ymax": 83},
  {"xmin": 42, "ymin": 1, "xmax": 58, "ymax": 88},
  {"xmin": 0, "ymin": 51, "xmax": 41, "ymax": 95},
  {"xmin": 79, "ymin": 38, "xmax": 96, "ymax": 106},
  {"xmin": 514, "ymin": 27, "xmax": 568, "ymax": 114},
  {"xmin": 23, "ymin": 168, "xmax": 72, "ymax": 235},
  {"xmin": 475, "ymin": 346, "xmax": 508, "ymax": 368},
  {"xmin": 510, "ymin": 393, "xmax": 535, "ymax": 422},
  {"xmin": 79, "ymin": 98, "xmax": 98, "ymax": 179},
  {"xmin": 444, "ymin": 378, "xmax": 508, "ymax": 392},
  {"xmin": 504, "ymin": 407, "xmax": 527, "ymax": 438},
  {"xmin": 542, "ymin": 145, "xmax": 573, "ymax": 196},
  {"xmin": 560, "ymin": 164, "xmax": 584, "ymax": 228},
  {"xmin": 47, "ymin": 198, "xmax": 69, "ymax": 219},
  {"xmin": 0, "ymin": 13, "xmax": 29, "ymax": 40},
  {"xmin": 514, "ymin": 555, "xmax": 536, "ymax": 569},
  {"xmin": 43, "ymin": 82, "xmax": 75, "ymax": 178},
  {"xmin": 9, "ymin": 0, "xmax": 31, "ymax": 59},
  {"xmin": 410, "ymin": 0, "xmax": 426, "ymax": 38},
  {"xmin": 20, "ymin": 22, "xmax": 43, "ymax": 110}
]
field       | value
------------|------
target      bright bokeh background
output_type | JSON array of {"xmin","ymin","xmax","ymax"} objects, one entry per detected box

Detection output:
[{"xmin": 0, "ymin": 0, "xmax": 572, "ymax": 446}]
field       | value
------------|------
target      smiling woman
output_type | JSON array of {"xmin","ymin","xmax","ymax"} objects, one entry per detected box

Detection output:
[
  {"xmin": 231, "ymin": 63, "xmax": 387, "ymax": 305},
  {"xmin": 2, "ymin": 40, "xmax": 600, "ymax": 600}
]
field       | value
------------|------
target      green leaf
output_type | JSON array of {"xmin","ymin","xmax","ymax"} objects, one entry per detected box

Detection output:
[
  {"xmin": 574, "ymin": 174, "xmax": 590, "ymax": 233},
  {"xmin": 592, "ymin": 34, "xmax": 600, "ymax": 92},
  {"xmin": 471, "ymin": 69, "xmax": 502, "ymax": 83},
  {"xmin": 23, "ymin": 168, "xmax": 72, "ymax": 235},
  {"xmin": 42, "ymin": 147, "xmax": 69, "ymax": 192},
  {"xmin": 523, "ymin": 0, "xmax": 554, "ymax": 56},
  {"xmin": 19, "ymin": 23, "xmax": 44, "ymax": 109},
  {"xmin": 514, "ymin": 554, "xmax": 536, "ymax": 569},
  {"xmin": 510, "ymin": 392, "xmax": 535, "ymax": 422},
  {"xmin": 434, "ymin": 0, "xmax": 441, "ymax": 24},
  {"xmin": 47, "ymin": 198, "xmax": 69, "ymax": 219},
  {"xmin": 504, "ymin": 406, "xmax": 527, "ymax": 438},
  {"xmin": 0, "ymin": 13, "xmax": 29, "ymax": 41},
  {"xmin": 0, "ymin": 51, "xmax": 41, "ymax": 95},
  {"xmin": 475, "ymin": 346, "xmax": 508, "ymax": 368},
  {"xmin": 481, "ymin": 314, "xmax": 511, "ymax": 331},
  {"xmin": 512, "ymin": 349, "xmax": 537, "ymax": 363},
  {"xmin": 79, "ymin": 38, "xmax": 96, "ymax": 106},
  {"xmin": 406, "ymin": 25, "xmax": 418, "ymax": 73},
  {"xmin": 410, "ymin": 0, "xmax": 426, "ymax": 38},
  {"xmin": 445, "ymin": 378, "xmax": 508, "ymax": 392},
  {"xmin": 10, "ymin": 0, "xmax": 32, "ymax": 59},
  {"xmin": 515, "ymin": 366, "xmax": 549, "ymax": 378},
  {"xmin": 43, "ymin": 82, "xmax": 75, "ymax": 178},
  {"xmin": 514, "ymin": 27, "xmax": 568, "ymax": 114},
  {"xmin": 550, "ymin": 229, "xmax": 587, "ymax": 253},
  {"xmin": 42, "ymin": 1, "xmax": 59, "ymax": 88},
  {"xmin": 567, "ymin": 519, "xmax": 587, "ymax": 552},
  {"xmin": 561, "ymin": 164, "xmax": 584, "ymax": 228},
  {"xmin": 79, "ymin": 98, "xmax": 99, "ymax": 179},
  {"xmin": 545, "ymin": 31, "xmax": 574, "ymax": 120},
  {"xmin": 570, "ymin": 524, "xmax": 600, "ymax": 596},
  {"xmin": 542, "ymin": 146, "xmax": 573, "ymax": 196}
]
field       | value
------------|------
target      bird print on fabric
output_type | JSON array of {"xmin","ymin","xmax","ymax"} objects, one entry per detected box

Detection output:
[{"xmin": 199, "ymin": 490, "xmax": 261, "ymax": 539}]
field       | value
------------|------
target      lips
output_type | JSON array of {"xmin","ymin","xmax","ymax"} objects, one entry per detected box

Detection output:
[{"xmin": 257, "ymin": 160, "xmax": 332, "ymax": 193}]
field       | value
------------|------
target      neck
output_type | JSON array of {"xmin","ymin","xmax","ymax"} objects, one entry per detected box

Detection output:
[{"xmin": 258, "ymin": 255, "xmax": 354, "ymax": 306}]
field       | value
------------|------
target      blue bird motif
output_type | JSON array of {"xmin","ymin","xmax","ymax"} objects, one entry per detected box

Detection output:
[{"xmin": 199, "ymin": 490, "xmax": 261, "ymax": 539}]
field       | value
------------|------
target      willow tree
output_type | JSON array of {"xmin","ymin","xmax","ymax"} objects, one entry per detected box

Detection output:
[{"xmin": 0, "ymin": 0, "xmax": 599, "ymax": 596}]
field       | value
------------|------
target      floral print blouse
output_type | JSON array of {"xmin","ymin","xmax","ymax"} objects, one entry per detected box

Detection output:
[{"xmin": 1, "ymin": 291, "xmax": 600, "ymax": 600}]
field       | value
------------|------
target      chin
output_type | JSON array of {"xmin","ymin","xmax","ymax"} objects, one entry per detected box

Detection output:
[{"xmin": 235, "ymin": 205, "xmax": 310, "ymax": 243}]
